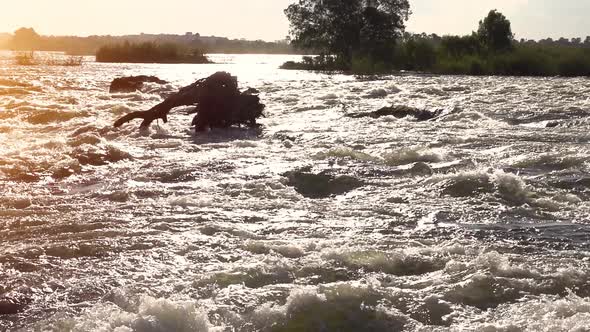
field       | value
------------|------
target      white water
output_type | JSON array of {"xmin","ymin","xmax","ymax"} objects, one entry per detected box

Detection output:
[{"xmin": 1, "ymin": 53, "xmax": 589, "ymax": 331}]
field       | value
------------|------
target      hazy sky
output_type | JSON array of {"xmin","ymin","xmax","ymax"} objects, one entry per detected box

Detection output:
[{"xmin": 1, "ymin": 0, "xmax": 589, "ymax": 41}]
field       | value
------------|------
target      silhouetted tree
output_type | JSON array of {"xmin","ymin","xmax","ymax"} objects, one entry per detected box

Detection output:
[
  {"xmin": 477, "ymin": 10, "xmax": 513, "ymax": 52},
  {"xmin": 284, "ymin": 0, "xmax": 411, "ymax": 64},
  {"xmin": 440, "ymin": 34, "xmax": 481, "ymax": 57},
  {"xmin": 557, "ymin": 37, "xmax": 570, "ymax": 46},
  {"xmin": 404, "ymin": 37, "xmax": 436, "ymax": 70},
  {"xmin": 12, "ymin": 27, "xmax": 41, "ymax": 50}
]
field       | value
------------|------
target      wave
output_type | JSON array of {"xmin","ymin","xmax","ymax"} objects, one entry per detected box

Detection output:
[
  {"xmin": 71, "ymin": 144, "xmax": 131, "ymax": 166},
  {"xmin": 250, "ymin": 285, "xmax": 411, "ymax": 331},
  {"xmin": 431, "ymin": 169, "xmax": 577, "ymax": 210},
  {"xmin": 23, "ymin": 109, "xmax": 88, "ymax": 125},
  {"xmin": 364, "ymin": 88, "xmax": 389, "ymax": 98},
  {"xmin": 313, "ymin": 147, "xmax": 379, "ymax": 162},
  {"xmin": 476, "ymin": 292, "xmax": 590, "ymax": 332},
  {"xmin": 509, "ymin": 153, "xmax": 588, "ymax": 171},
  {"xmin": 325, "ymin": 249, "xmax": 446, "ymax": 276},
  {"xmin": 24, "ymin": 294, "xmax": 211, "ymax": 332},
  {"xmin": 242, "ymin": 241, "xmax": 305, "ymax": 258},
  {"xmin": 0, "ymin": 196, "xmax": 32, "ymax": 209},
  {"xmin": 383, "ymin": 147, "xmax": 446, "ymax": 166}
]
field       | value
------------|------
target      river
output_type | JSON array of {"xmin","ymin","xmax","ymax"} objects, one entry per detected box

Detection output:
[{"xmin": 1, "ymin": 53, "xmax": 589, "ymax": 331}]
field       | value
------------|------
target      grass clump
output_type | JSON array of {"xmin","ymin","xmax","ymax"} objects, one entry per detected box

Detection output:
[
  {"xmin": 13, "ymin": 52, "xmax": 83, "ymax": 66},
  {"xmin": 14, "ymin": 52, "xmax": 36, "ymax": 65}
]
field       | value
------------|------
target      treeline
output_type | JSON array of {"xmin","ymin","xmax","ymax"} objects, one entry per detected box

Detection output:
[
  {"xmin": 0, "ymin": 28, "xmax": 301, "ymax": 55},
  {"xmin": 389, "ymin": 32, "xmax": 590, "ymax": 76},
  {"xmin": 96, "ymin": 42, "xmax": 210, "ymax": 63},
  {"xmin": 283, "ymin": 0, "xmax": 590, "ymax": 77}
]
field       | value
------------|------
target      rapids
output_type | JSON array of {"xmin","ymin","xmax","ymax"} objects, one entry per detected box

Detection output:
[{"xmin": 1, "ymin": 53, "xmax": 589, "ymax": 331}]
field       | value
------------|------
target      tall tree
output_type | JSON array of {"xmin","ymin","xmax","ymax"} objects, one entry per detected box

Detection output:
[
  {"xmin": 284, "ymin": 0, "xmax": 410, "ymax": 63},
  {"xmin": 12, "ymin": 27, "xmax": 41, "ymax": 50},
  {"xmin": 477, "ymin": 10, "xmax": 514, "ymax": 52}
]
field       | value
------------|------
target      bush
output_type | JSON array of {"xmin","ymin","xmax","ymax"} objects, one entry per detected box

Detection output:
[
  {"xmin": 350, "ymin": 55, "xmax": 390, "ymax": 74},
  {"xmin": 435, "ymin": 55, "xmax": 487, "ymax": 75},
  {"xmin": 96, "ymin": 42, "xmax": 210, "ymax": 64},
  {"xmin": 406, "ymin": 38, "xmax": 437, "ymax": 70},
  {"xmin": 557, "ymin": 51, "xmax": 590, "ymax": 76},
  {"xmin": 440, "ymin": 35, "xmax": 482, "ymax": 58},
  {"xmin": 280, "ymin": 54, "xmax": 348, "ymax": 71}
]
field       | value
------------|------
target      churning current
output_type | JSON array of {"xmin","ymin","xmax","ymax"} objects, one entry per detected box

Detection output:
[{"xmin": 1, "ymin": 53, "xmax": 590, "ymax": 331}]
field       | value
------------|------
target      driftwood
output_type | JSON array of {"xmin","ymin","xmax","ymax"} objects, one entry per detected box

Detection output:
[{"xmin": 114, "ymin": 72, "xmax": 265, "ymax": 130}]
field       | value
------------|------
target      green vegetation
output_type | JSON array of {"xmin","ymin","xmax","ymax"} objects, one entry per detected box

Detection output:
[
  {"xmin": 95, "ymin": 42, "xmax": 210, "ymax": 64},
  {"xmin": 285, "ymin": 0, "xmax": 410, "ymax": 71},
  {"xmin": 283, "ymin": 6, "xmax": 590, "ymax": 77}
]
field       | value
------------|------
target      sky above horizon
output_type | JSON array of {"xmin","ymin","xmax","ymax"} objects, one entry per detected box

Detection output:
[{"xmin": 1, "ymin": 0, "xmax": 589, "ymax": 41}]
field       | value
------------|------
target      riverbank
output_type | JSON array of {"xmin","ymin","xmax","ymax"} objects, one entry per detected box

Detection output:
[{"xmin": 281, "ymin": 43, "xmax": 590, "ymax": 77}]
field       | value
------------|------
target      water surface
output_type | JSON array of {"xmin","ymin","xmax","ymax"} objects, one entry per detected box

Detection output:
[{"xmin": 1, "ymin": 53, "xmax": 589, "ymax": 331}]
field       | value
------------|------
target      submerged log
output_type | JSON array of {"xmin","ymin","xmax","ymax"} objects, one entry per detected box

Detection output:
[
  {"xmin": 109, "ymin": 75, "xmax": 168, "ymax": 93},
  {"xmin": 348, "ymin": 105, "xmax": 444, "ymax": 121},
  {"xmin": 114, "ymin": 72, "xmax": 265, "ymax": 130}
]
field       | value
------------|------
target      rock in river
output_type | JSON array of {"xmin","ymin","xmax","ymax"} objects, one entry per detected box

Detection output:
[
  {"xmin": 109, "ymin": 75, "xmax": 168, "ymax": 93},
  {"xmin": 284, "ymin": 169, "xmax": 365, "ymax": 198},
  {"xmin": 348, "ymin": 105, "xmax": 444, "ymax": 121}
]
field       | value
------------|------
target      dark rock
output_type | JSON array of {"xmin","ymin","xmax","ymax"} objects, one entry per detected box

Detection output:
[
  {"xmin": 284, "ymin": 170, "xmax": 364, "ymax": 198},
  {"xmin": 348, "ymin": 105, "xmax": 444, "ymax": 121},
  {"xmin": 109, "ymin": 75, "xmax": 168, "ymax": 93},
  {"xmin": 550, "ymin": 176, "xmax": 590, "ymax": 190},
  {"xmin": 441, "ymin": 177, "xmax": 494, "ymax": 197},
  {"xmin": 243, "ymin": 87, "xmax": 260, "ymax": 95},
  {"xmin": 0, "ymin": 293, "xmax": 30, "ymax": 315},
  {"xmin": 409, "ymin": 162, "xmax": 434, "ymax": 176},
  {"xmin": 508, "ymin": 107, "xmax": 590, "ymax": 127}
]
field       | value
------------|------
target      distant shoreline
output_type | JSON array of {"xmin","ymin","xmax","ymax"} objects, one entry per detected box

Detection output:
[{"xmin": 0, "ymin": 29, "xmax": 306, "ymax": 56}]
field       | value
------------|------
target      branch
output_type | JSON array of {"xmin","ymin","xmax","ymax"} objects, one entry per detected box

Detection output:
[{"xmin": 113, "ymin": 108, "xmax": 168, "ymax": 128}]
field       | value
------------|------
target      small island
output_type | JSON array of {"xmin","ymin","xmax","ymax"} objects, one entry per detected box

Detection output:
[
  {"xmin": 283, "ymin": 0, "xmax": 590, "ymax": 77},
  {"xmin": 95, "ymin": 41, "xmax": 211, "ymax": 64}
]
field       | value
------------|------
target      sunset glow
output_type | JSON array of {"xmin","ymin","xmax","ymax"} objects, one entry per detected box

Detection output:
[{"xmin": 1, "ymin": 0, "xmax": 589, "ymax": 40}]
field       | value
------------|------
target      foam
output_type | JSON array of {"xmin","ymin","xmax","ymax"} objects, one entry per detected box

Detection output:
[
  {"xmin": 168, "ymin": 196, "xmax": 213, "ymax": 208},
  {"xmin": 194, "ymin": 261, "xmax": 294, "ymax": 289},
  {"xmin": 474, "ymin": 292, "xmax": 590, "ymax": 331},
  {"xmin": 33, "ymin": 295, "xmax": 211, "ymax": 332},
  {"xmin": 325, "ymin": 250, "xmax": 445, "ymax": 276},
  {"xmin": 383, "ymin": 147, "xmax": 446, "ymax": 166},
  {"xmin": 242, "ymin": 241, "xmax": 305, "ymax": 258},
  {"xmin": 491, "ymin": 171, "xmax": 533, "ymax": 205},
  {"xmin": 313, "ymin": 146, "xmax": 379, "ymax": 162},
  {"xmin": 365, "ymin": 88, "xmax": 389, "ymax": 98},
  {"xmin": 509, "ymin": 153, "xmax": 588, "ymax": 171},
  {"xmin": 249, "ymin": 285, "xmax": 410, "ymax": 331}
]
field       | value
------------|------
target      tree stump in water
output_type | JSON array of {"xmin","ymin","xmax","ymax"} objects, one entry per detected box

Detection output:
[{"xmin": 113, "ymin": 72, "xmax": 265, "ymax": 131}]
